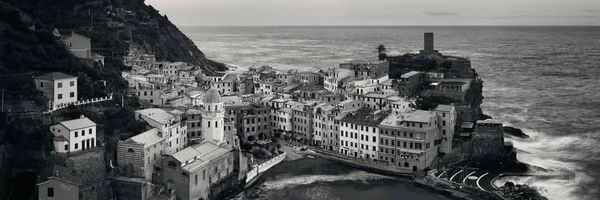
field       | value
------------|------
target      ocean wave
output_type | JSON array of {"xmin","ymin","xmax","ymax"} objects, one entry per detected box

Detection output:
[
  {"xmin": 508, "ymin": 129, "xmax": 599, "ymax": 200},
  {"xmin": 260, "ymin": 171, "xmax": 393, "ymax": 191}
]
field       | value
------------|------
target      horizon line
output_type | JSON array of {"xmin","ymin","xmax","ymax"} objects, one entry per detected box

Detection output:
[{"xmin": 178, "ymin": 25, "xmax": 600, "ymax": 27}]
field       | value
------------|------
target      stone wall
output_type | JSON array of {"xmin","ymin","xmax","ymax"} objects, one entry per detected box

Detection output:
[{"xmin": 112, "ymin": 178, "xmax": 145, "ymax": 200}]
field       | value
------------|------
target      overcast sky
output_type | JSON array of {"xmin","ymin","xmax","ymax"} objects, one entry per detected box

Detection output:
[{"xmin": 145, "ymin": 0, "xmax": 600, "ymax": 26}]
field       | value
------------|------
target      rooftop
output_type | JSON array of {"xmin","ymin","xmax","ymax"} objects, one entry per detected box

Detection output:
[
  {"xmin": 401, "ymin": 71, "xmax": 422, "ymax": 79},
  {"xmin": 203, "ymin": 88, "xmax": 222, "ymax": 103},
  {"xmin": 35, "ymin": 72, "xmax": 77, "ymax": 81},
  {"xmin": 222, "ymin": 96, "xmax": 250, "ymax": 107},
  {"xmin": 61, "ymin": 31, "xmax": 90, "ymax": 41},
  {"xmin": 341, "ymin": 108, "xmax": 390, "ymax": 127},
  {"xmin": 379, "ymin": 110, "xmax": 436, "ymax": 128},
  {"xmin": 125, "ymin": 128, "xmax": 163, "ymax": 148},
  {"xmin": 38, "ymin": 165, "xmax": 81, "ymax": 186},
  {"xmin": 364, "ymin": 92, "xmax": 390, "ymax": 99},
  {"xmin": 174, "ymin": 141, "xmax": 233, "ymax": 172},
  {"xmin": 136, "ymin": 108, "xmax": 176, "ymax": 124},
  {"xmin": 223, "ymin": 73, "xmax": 237, "ymax": 82},
  {"xmin": 435, "ymin": 104, "xmax": 454, "ymax": 112},
  {"xmin": 298, "ymin": 84, "xmax": 325, "ymax": 92},
  {"xmin": 58, "ymin": 116, "xmax": 96, "ymax": 130}
]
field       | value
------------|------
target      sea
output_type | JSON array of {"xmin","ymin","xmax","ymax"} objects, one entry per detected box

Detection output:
[{"xmin": 180, "ymin": 26, "xmax": 600, "ymax": 200}]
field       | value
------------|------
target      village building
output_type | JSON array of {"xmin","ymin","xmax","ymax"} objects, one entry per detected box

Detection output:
[
  {"xmin": 135, "ymin": 108, "xmax": 188, "ymax": 155},
  {"xmin": 34, "ymin": 72, "xmax": 78, "ymax": 106},
  {"xmin": 436, "ymin": 104, "xmax": 457, "ymax": 154},
  {"xmin": 323, "ymin": 68, "xmax": 354, "ymax": 93},
  {"xmin": 116, "ymin": 128, "xmax": 166, "ymax": 181},
  {"xmin": 393, "ymin": 71, "xmax": 426, "ymax": 97},
  {"xmin": 61, "ymin": 32, "xmax": 92, "ymax": 59},
  {"xmin": 339, "ymin": 108, "xmax": 389, "ymax": 160},
  {"xmin": 295, "ymin": 71, "xmax": 321, "ymax": 85},
  {"xmin": 288, "ymin": 101, "xmax": 320, "ymax": 144},
  {"xmin": 50, "ymin": 115, "xmax": 97, "ymax": 154},
  {"xmin": 339, "ymin": 60, "xmax": 389, "ymax": 80},
  {"xmin": 378, "ymin": 110, "xmax": 440, "ymax": 171},
  {"xmin": 37, "ymin": 165, "xmax": 81, "ymax": 200}
]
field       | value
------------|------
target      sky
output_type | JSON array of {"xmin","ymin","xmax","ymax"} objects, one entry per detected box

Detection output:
[{"xmin": 145, "ymin": 0, "xmax": 600, "ymax": 26}]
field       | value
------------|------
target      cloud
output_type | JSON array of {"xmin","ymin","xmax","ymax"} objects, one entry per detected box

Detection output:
[
  {"xmin": 582, "ymin": 9, "xmax": 599, "ymax": 13},
  {"xmin": 425, "ymin": 11, "xmax": 459, "ymax": 16}
]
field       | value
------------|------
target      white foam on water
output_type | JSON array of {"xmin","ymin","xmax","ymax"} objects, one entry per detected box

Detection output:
[
  {"xmin": 260, "ymin": 171, "xmax": 392, "ymax": 191},
  {"xmin": 507, "ymin": 129, "xmax": 598, "ymax": 200}
]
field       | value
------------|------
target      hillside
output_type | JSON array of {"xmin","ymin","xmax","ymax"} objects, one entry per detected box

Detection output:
[
  {"xmin": 0, "ymin": 0, "xmax": 227, "ymax": 199},
  {"xmin": 3, "ymin": 0, "xmax": 227, "ymax": 74}
]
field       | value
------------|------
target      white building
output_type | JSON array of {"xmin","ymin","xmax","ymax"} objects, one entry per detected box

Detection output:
[
  {"xmin": 135, "ymin": 108, "xmax": 187, "ymax": 155},
  {"xmin": 61, "ymin": 32, "xmax": 91, "ymax": 59},
  {"xmin": 34, "ymin": 72, "xmax": 78, "ymax": 105},
  {"xmin": 50, "ymin": 115, "xmax": 97, "ymax": 154},
  {"xmin": 339, "ymin": 108, "xmax": 388, "ymax": 160},
  {"xmin": 324, "ymin": 68, "xmax": 354, "ymax": 92},
  {"xmin": 378, "ymin": 110, "xmax": 440, "ymax": 171},
  {"xmin": 199, "ymin": 88, "xmax": 226, "ymax": 144}
]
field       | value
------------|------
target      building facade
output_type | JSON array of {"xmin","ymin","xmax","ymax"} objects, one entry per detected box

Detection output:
[
  {"xmin": 34, "ymin": 72, "xmax": 78, "ymax": 105},
  {"xmin": 50, "ymin": 115, "xmax": 97, "ymax": 154}
]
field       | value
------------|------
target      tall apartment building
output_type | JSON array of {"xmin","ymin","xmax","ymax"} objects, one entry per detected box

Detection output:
[
  {"xmin": 378, "ymin": 110, "xmax": 440, "ymax": 171},
  {"xmin": 339, "ymin": 108, "xmax": 389, "ymax": 160},
  {"xmin": 436, "ymin": 104, "xmax": 456, "ymax": 154}
]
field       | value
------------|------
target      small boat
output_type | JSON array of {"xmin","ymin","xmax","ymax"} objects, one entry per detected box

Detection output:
[{"xmin": 306, "ymin": 155, "xmax": 315, "ymax": 159}]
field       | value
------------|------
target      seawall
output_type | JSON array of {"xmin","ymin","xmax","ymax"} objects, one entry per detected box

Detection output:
[{"xmin": 306, "ymin": 147, "xmax": 416, "ymax": 178}]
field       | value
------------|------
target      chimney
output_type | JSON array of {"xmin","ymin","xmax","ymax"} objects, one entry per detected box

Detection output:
[
  {"xmin": 424, "ymin": 32, "xmax": 434, "ymax": 54},
  {"xmin": 80, "ymin": 115, "xmax": 85, "ymax": 119}
]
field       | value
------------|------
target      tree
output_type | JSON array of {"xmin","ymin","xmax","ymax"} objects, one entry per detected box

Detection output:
[{"xmin": 377, "ymin": 44, "xmax": 387, "ymax": 61}]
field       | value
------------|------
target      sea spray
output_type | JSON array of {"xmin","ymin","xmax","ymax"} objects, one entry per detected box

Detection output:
[{"xmin": 260, "ymin": 171, "xmax": 394, "ymax": 190}]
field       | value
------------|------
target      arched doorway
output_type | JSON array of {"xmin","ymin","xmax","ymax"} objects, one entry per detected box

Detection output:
[
  {"xmin": 412, "ymin": 166, "xmax": 417, "ymax": 171},
  {"xmin": 354, "ymin": 152, "xmax": 358, "ymax": 157},
  {"xmin": 404, "ymin": 162, "xmax": 409, "ymax": 168},
  {"xmin": 328, "ymin": 146, "xmax": 333, "ymax": 151}
]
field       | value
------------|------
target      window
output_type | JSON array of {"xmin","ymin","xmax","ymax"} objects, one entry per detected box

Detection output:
[
  {"xmin": 70, "ymin": 92, "xmax": 75, "ymax": 98},
  {"xmin": 58, "ymin": 82, "xmax": 63, "ymax": 88},
  {"xmin": 64, "ymin": 144, "xmax": 69, "ymax": 151},
  {"xmin": 70, "ymin": 81, "xmax": 75, "ymax": 86},
  {"xmin": 47, "ymin": 187, "xmax": 54, "ymax": 197},
  {"xmin": 74, "ymin": 131, "xmax": 78, "ymax": 137},
  {"xmin": 82, "ymin": 129, "xmax": 85, "ymax": 136},
  {"xmin": 195, "ymin": 174, "xmax": 198, "ymax": 185},
  {"xmin": 75, "ymin": 143, "xmax": 78, "ymax": 149},
  {"xmin": 58, "ymin": 94, "xmax": 63, "ymax": 99}
]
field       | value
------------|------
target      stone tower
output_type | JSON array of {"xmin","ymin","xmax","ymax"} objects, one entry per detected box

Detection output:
[
  {"xmin": 424, "ymin": 32, "xmax": 434, "ymax": 54},
  {"xmin": 201, "ymin": 88, "xmax": 225, "ymax": 144}
]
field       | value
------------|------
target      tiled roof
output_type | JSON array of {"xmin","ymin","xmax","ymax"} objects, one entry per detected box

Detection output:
[
  {"xmin": 53, "ymin": 135, "xmax": 68, "ymax": 142},
  {"xmin": 223, "ymin": 73, "xmax": 237, "ymax": 82},
  {"xmin": 126, "ymin": 128, "xmax": 163, "ymax": 148},
  {"xmin": 35, "ymin": 72, "xmax": 77, "ymax": 81},
  {"xmin": 59, "ymin": 117, "xmax": 96, "ymax": 130},
  {"xmin": 341, "ymin": 108, "xmax": 390, "ymax": 126},
  {"xmin": 38, "ymin": 165, "xmax": 81, "ymax": 186}
]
